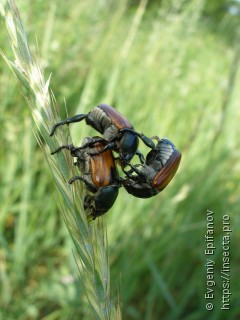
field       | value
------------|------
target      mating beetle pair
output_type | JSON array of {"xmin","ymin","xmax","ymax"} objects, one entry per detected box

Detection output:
[
  {"xmin": 50, "ymin": 103, "xmax": 155, "ymax": 167},
  {"xmin": 50, "ymin": 104, "xmax": 181, "ymax": 219}
]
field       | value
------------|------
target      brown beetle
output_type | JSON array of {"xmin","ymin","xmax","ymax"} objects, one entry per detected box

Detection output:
[
  {"xmin": 122, "ymin": 138, "xmax": 181, "ymax": 198},
  {"xmin": 51, "ymin": 137, "xmax": 121, "ymax": 219},
  {"xmin": 50, "ymin": 104, "xmax": 155, "ymax": 167}
]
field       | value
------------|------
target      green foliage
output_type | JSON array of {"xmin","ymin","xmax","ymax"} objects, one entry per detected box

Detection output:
[{"xmin": 1, "ymin": 0, "xmax": 240, "ymax": 319}]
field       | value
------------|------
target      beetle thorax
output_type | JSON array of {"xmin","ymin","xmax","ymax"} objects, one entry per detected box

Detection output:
[{"xmin": 103, "ymin": 124, "xmax": 119, "ymax": 141}]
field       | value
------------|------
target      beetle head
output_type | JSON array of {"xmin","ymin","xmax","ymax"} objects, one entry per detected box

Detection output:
[
  {"xmin": 119, "ymin": 132, "xmax": 139, "ymax": 167},
  {"xmin": 90, "ymin": 185, "xmax": 119, "ymax": 218}
]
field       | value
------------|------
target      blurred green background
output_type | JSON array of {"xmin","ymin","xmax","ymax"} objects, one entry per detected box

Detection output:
[{"xmin": 1, "ymin": 0, "xmax": 240, "ymax": 319}]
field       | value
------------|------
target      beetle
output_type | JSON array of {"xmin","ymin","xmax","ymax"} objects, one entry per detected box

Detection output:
[
  {"xmin": 50, "ymin": 104, "xmax": 155, "ymax": 167},
  {"xmin": 122, "ymin": 137, "xmax": 181, "ymax": 198},
  {"xmin": 51, "ymin": 137, "xmax": 121, "ymax": 219}
]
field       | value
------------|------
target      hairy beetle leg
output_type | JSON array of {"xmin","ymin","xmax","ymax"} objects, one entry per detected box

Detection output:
[
  {"xmin": 139, "ymin": 134, "xmax": 156, "ymax": 149},
  {"xmin": 120, "ymin": 128, "xmax": 156, "ymax": 149},
  {"xmin": 51, "ymin": 144, "xmax": 86, "ymax": 161},
  {"xmin": 50, "ymin": 113, "xmax": 87, "ymax": 136},
  {"xmin": 88, "ymin": 142, "xmax": 115, "ymax": 156},
  {"xmin": 77, "ymin": 137, "xmax": 107, "ymax": 151},
  {"xmin": 136, "ymin": 150, "xmax": 145, "ymax": 164},
  {"xmin": 122, "ymin": 164, "xmax": 146, "ymax": 181},
  {"xmin": 69, "ymin": 175, "xmax": 98, "ymax": 193},
  {"xmin": 51, "ymin": 144, "xmax": 74, "ymax": 155},
  {"xmin": 122, "ymin": 168, "xmax": 135, "ymax": 179},
  {"xmin": 127, "ymin": 163, "xmax": 148, "ymax": 181},
  {"xmin": 84, "ymin": 195, "xmax": 94, "ymax": 209}
]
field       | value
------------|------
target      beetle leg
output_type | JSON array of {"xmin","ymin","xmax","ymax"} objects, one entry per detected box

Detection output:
[
  {"xmin": 84, "ymin": 195, "xmax": 94, "ymax": 209},
  {"xmin": 73, "ymin": 137, "xmax": 107, "ymax": 152},
  {"xmin": 51, "ymin": 144, "xmax": 84, "ymax": 159},
  {"xmin": 51, "ymin": 144, "xmax": 75, "ymax": 155},
  {"xmin": 115, "ymin": 176, "xmax": 124, "ymax": 186},
  {"xmin": 122, "ymin": 167, "xmax": 135, "ymax": 179},
  {"xmin": 138, "ymin": 134, "xmax": 156, "ymax": 149},
  {"xmin": 127, "ymin": 163, "xmax": 148, "ymax": 181},
  {"xmin": 88, "ymin": 141, "xmax": 115, "ymax": 156},
  {"xmin": 69, "ymin": 176, "xmax": 98, "ymax": 193},
  {"xmin": 122, "ymin": 162, "xmax": 142, "ymax": 175},
  {"xmin": 119, "ymin": 128, "xmax": 156, "ymax": 149},
  {"xmin": 135, "ymin": 149, "xmax": 145, "ymax": 164},
  {"xmin": 50, "ymin": 114, "xmax": 87, "ymax": 136}
]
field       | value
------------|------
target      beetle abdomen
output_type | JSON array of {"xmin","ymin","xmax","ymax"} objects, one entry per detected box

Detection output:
[
  {"xmin": 146, "ymin": 138, "xmax": 175, "ymax": 171},
  {"xmin": 86, "ymin": 106, "xmax": 112, "ymax": 133}
]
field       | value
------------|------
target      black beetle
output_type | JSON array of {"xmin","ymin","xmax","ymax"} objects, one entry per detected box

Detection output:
[
  {"xmin": 50, "ymin": 104, "xmax": 155, "ymax": 167},
  {"xmin": 122, "ymin": 138, "xmax": 181, "ymax": 198},
  {"xmin": 51, "ymin": 137, "xmax": 121, "ymax": 219}
]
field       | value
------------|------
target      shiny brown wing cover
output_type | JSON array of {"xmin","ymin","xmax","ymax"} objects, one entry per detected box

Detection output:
[
  {"xmin": 153, "ymin": 149, "xmax": 182, "ymax": 191},
  {"xmin": 90, "ymin": 142, "xmax": 117, "ymax": 187},
  {"xmin": 99, "ymin": 104, "xmax": 133, "ymax": 130}
]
